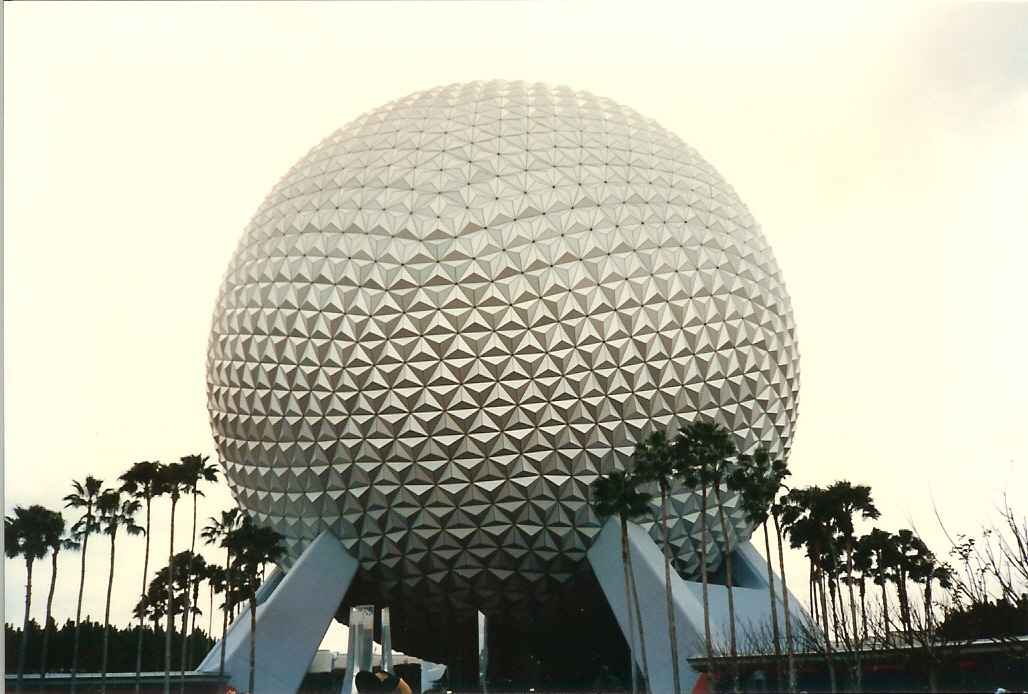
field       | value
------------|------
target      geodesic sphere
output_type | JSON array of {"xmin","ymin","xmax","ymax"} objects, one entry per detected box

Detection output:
[{"xmin": 207, "ymin": 81, "xmax": 799, "ymax": 611}]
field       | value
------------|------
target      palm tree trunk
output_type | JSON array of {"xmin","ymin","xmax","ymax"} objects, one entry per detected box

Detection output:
[
  {"xmin": 40, "ymin": 547, "xmax": 60, "ymax": 679},
  {"xmin": 101, "ymin": 531, "xmax": 118, "ymax": 694},
  {"xmin": 620, "ymin": 519, "xmax": 639, "ymax": 694},
  {"xmin": 925, "ymin": 576, "xmax": 934, "ymax": 641},
  {"xmin": 208, "ymin": 583, "xmax": 214, "ymax": 645},
  {"xmin": 845, "ymin": 547, "xmax": 862, "ymax": 693},
  {"xmin": 220, "ymin": 548, "xmax": 232, "ymax": 677},
  {"xmin": 808, "ymin": 565, "xmax": 817, "ymax": 625},
  {"xmin": 712, "ymin": 484, "xmax": 739, "ymax": 694},
  {"xmin": 180, "ymin": 603, "xmax": 189, "ymax": 685},
  {"xmin": 180, "ymin": 492, "xmax": 199, "ymax": 694},
  {"xmin": 190, "ymin": 580, "xmax": 202, "ymax": 667},
  {"xmin": 626, "ymin": 538, "xmax": 651, "ymax": 693},
  {"xmin": 772, "ymin": 515, "xmax": 796, "ymax": 694},
  {"xmin": 659, "ymin": 484, "xmax": 682, "ymax": 694},
  {"xmin": 898, "ymin": 570, "xmax": 912, "ymax": 645},
  {"xmin": 818, "ymin": 568, "xmax": 837, "ymax": 693},
  {"xmin": 925, "ymin": 576, "xmax": 936, "ymax": 693},
  {"xmin": 164, "ymin": 497, "xmax": 178, "ymax": 694},
  {"xmin": 249, "ymin": 593, "xmax": 257, "ymax": 694},
  {"xmin": 135, "ymin": 497, "xmax": 152, "ymax": 694},
  {"xmin": 699, "ymin": 483, "xmax": 715, "ymax": 687},
  {"xmin": 859, "ymin": 578, "xmax": 867, "ymax": 644},
  {"xmin": 17, "ymin": 557, "xmax": 35, "ymax": 692},
  {"xmin": 829, "ymin": 577, "xmax": 845, "ymax": 644},
  {"xmin": 761, "ymin": 522, "xmax": 783, "ymax": 692},
  {"xmin": 880, "ymin": 578, "xmax": 891, "ymax": 645},
  {"xmin": 71, "ymin": 520, "xmax": 91, "ymax": 694}
]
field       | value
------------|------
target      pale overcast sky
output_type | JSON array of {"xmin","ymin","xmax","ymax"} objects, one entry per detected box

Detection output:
[{"xmin": 4, "ymin": 1, "xmax": 1027, "ymax": 655}]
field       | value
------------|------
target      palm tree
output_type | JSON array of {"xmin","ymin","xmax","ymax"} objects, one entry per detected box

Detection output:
[
  {"xmin": 5, "ymin": 505, "xmax": 54, "ymax": 691},
  {"xmin": 201, "ymin": 508, "xmax": 241, "ymax": 677},
  {"xmin": 779, "ymin": 486, "xmax": 837, "ymax": 693},
  {"xmin": 39, "ymin": 509, "xmax": 78, "ymax": 680},
  {"xmin": 728, "ymin": 446, "xmax": 794, "ymax": 693},
  {"xmin": 179, "ymin": 550, "xmax": 209, "ymax": 686},
  {"xmin": 225, "ymin": 517, "xmax": 286, "ymax": 694},
  {"xmin": 861, "ymin": 528, "xmax": 897, "ymax": 645},
  {"xmin": 852, "ymin": 534, "xmax": 874, "ymax": 643},
  {"xmin": 96, "ymin": 489, "xmax": 145, "ymax": 693},
  {"xmin": 64, "ymin": 475, "xmax": 108, "ymax": 693},
  {"xmin": 912, "ymin": 553, "xmax": 953, "ymax": 694},
  {"xmin": 634, "ymin": 429, "xmax": 683, "ymax": 694},
  {"xmin": 822, "ymin": 481, "xmax": 879, "ymax": 693},
  {"xmin": 769, "ymin": 482, "xmax": 799, "ymax": 693},
  {"xmin": 205, "ymin": 564, "xmax": 226, "ymax": 652},
  {"xmin": 159, "ymin": 461, "xmax": 188, "ymax": 694},
  {"xmin": 893, "ymin": 529, "xmax": 929, "ymax": 646},
  {"xmin": 671, "ymin": 427, "xmax": 716, "ymax": 685},
  {"xmin": 120, "ymin": 460, "xmax": 165, "ymax": 694},
  {"xmin": 591, "ymin": 469, "xmax": 654, "ymax": 694},
  {"xmin": 680, "ymin": 420, "xmax": 740, "ymax": 694},
  {"xmin": 177, "ymin": 454, "xmax": 219, "ymax": 687}
]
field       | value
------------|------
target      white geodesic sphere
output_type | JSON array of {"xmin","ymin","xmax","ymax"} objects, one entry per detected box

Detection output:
[{"xmin": 207, "ymin": 81, "xmax": 799, "ymax": 611}]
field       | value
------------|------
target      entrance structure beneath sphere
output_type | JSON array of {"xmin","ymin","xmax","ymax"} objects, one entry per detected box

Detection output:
[{"xmin": 196, "ymin": 521, "xmax": 805, "ymax": 693}]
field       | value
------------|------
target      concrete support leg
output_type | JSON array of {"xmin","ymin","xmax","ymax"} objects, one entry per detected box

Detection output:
[
  {"xmin": 587, "ymin": 518, "xmax": 806, "ymax": 694},
  {"xmin": 195, "ymin": 531, "xmax": 359, "ymax": 694}
]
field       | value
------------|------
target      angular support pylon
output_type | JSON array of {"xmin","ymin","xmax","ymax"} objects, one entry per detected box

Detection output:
[
  {"xmin": 587, "ymin": 517, "xmax": 807, "ymax": 694},
  {"xmin": 195, "ymin": 530, "xmax": 358, "ymax": 694}
]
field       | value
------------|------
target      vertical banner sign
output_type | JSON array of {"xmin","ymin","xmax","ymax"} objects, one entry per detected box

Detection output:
[
  {"xmin": 340, "ymin": 607, "xmax": 360, "ymax": 694},
  {"xmin": 356, "ymin": 604, "xmax": 375, "ymax": 674},
  {"xmin": 381, "ymin": 607, "xmax": 393, "ymax": 672},
  {"xmin": 339, "ymin": 605, "xmax": 376, "ymax": 694},
  {"xmin": 478, "ymin": 610, "xmax": 488, "ymax": 693}
]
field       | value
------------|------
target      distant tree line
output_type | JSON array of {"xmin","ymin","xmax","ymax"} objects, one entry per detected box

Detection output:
[{"xmin": 4, "ymin": 618, "xmax": 214, "ymax": 674}]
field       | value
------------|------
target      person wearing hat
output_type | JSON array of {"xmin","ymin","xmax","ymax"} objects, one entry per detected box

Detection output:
[{"xmin": 354, "ymin": 668, "xmax": 412, "ymax": 694}]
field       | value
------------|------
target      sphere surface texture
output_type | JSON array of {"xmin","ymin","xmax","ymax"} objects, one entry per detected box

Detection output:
[{"xmin": 207, "ymin": 81, "xmax": 799, "ymax": 613}]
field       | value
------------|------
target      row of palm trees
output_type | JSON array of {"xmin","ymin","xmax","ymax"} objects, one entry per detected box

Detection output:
[
  {"xmin": 590, "ymin": 419, "xmax": 949, "ymax": 694},
  {"xmin": 5, "ymin": 455, "xmax": 286, "ymax": 694}
]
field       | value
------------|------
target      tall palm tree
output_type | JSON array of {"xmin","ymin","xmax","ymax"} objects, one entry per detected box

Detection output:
[
  {"xmin": 780, "ymin": 486, "xmax": 837, "ymax": 693},
  {"xmin": 177, "ymin": 454, "xmax": 219, "ymax": 686},
  {"xmin": 672, "ymin": 427, "xmax": 716, "ymax": 685},
  {"xmin": 634, "ymin": 429, "xmax": 683, "ymax": 694},
  {"xmin": 852, "ymin": 534, "xmax": 874, "ymax": 643},
  {"xmin": 769, "ymin": 486, "xmax": 799, "ymax": 693},
  {"xmin": 912, "ymin": 553, "xmax": 952, "ymax": 694},
  {"xmin": 225, "ymin": 517, "xmax": 286, "ymax": 694},
  {"xmin": 823, "ymin": 483, "xmax": 879, "ymax": 634},
  {"xmin": 681, "ymin": 420, "xmax": 740, "ymax": 694},
  {"xmin": 96, "ymin": 490, "xmax": 145, "ymax": 694},
  {"xmin": 861, "ymin": 527, "xmax": 897, "ymax": 645},
  {"xmin": 159, "ymin": 461, "xmax": 188, "ymax": 694},
  {"xmin": 892, "ymin": 529, "xmax": 929, "ymax": 646},
  {"xmin": 205, "ymin": 564, "xmax": 226, "ymax": 652},
  {"xmin": 39, "ymin": 509, "xmax": 78, "ymax": 680},
  {"xmin": 178, "ymin": 550, "xmax": 209, "ymax": 688},
  {"xmin": 201, "ymin": 508, "xmax": 241, "ymax": 677},
  {"xmin": 591, "ymin": 469, "xmax": 654, "ymax": 694},
  {"xmin": 120, "ymin": 460, "xmax": 165, "ymax": 694},
  {"xmin": 64, "ymin": 475, "xmax": 108, "ymax": 693},
  {"xmin": 5, "ymin": 505, "xmax": 54, "ymax": 691},
  {"xmin": 823, "ymin": 481, "xmax": 879, "ymax": 692},
  {"xmin": 728, "ymin": 446, "xmax": 794, "ymax": 693}
]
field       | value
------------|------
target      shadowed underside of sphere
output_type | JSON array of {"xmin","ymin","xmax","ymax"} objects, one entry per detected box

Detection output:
[{"xmin": 207, "ymin": 80, "xmax": 799, "ymax": 615}]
